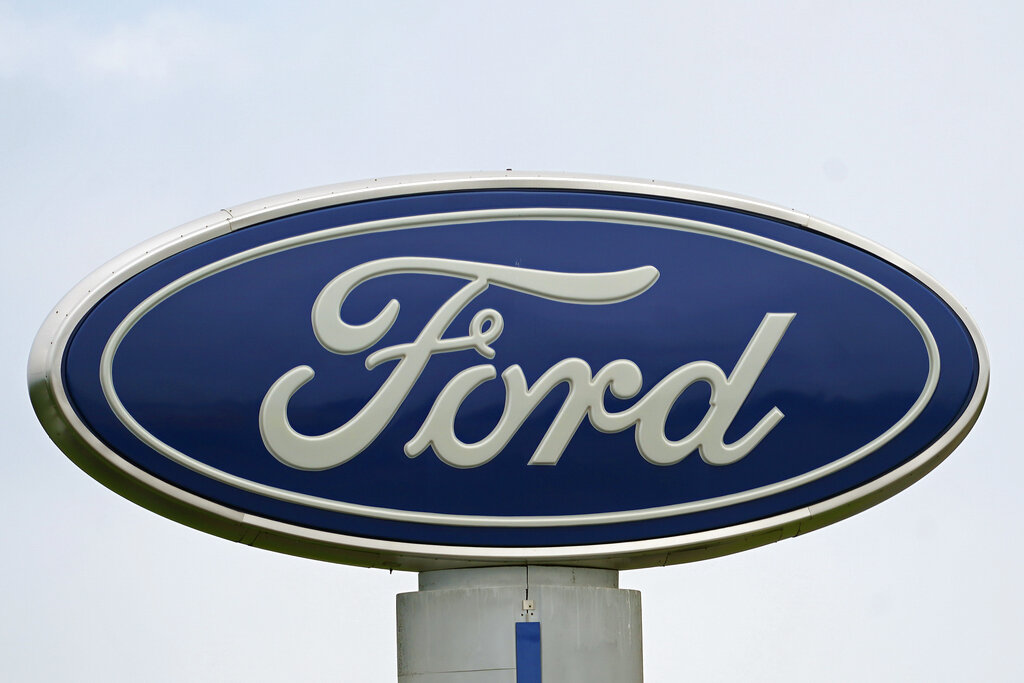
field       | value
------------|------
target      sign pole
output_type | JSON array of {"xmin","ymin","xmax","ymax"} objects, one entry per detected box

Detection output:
[{"xmin": 396, "ymin": 566, "xmax": 643, "ymax": 682}]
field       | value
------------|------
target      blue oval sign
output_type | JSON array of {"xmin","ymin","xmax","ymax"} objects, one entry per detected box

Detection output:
[{"xmin": 29, "ymin": 174, "xmax": 987, "ymax": 569}]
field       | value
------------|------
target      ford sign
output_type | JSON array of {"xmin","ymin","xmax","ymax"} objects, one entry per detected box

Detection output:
[{"xmin": 28, "ymin": 173, "xmax": 988, "ymax": 570}]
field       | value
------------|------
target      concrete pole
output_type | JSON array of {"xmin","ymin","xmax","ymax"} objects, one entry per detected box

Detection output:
[{"xmin": 396, "ymin": 566, "xmax": 642, "ymax": 682}]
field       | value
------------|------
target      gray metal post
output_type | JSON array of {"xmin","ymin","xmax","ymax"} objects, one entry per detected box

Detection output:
[{"xmin": 396, "ymin": 566, "xmax": 642, "ymax": 682}]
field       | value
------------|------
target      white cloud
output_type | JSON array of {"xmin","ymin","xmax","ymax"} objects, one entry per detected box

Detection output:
[{"xmin": 0, "ymin": 7, "xmax": 251, "ymax": 90}]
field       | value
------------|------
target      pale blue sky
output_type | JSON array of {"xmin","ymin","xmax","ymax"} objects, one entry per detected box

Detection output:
[{"xmin": 4, "ymin": 2, "xmax": 1021, "ymax": 681}]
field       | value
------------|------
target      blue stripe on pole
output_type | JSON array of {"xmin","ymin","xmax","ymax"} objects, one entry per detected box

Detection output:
[{"xmin": 515, "ymin": 621, "xmax": 542, "ymax": 682}]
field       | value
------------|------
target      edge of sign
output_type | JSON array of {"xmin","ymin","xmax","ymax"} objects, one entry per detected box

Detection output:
[{"xmin": 27, "ymin": 171, "xmax": 990, "ymax": 571}]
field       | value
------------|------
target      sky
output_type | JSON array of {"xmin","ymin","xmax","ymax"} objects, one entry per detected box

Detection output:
[{"xmin": 3, "ymin": 1, "xmax": 1021, "ymax": 681}]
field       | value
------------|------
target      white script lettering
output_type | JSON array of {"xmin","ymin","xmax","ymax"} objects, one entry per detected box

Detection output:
[{"xmin": 259, "ymin": 257, "xmax": 794, "ymax": 470}]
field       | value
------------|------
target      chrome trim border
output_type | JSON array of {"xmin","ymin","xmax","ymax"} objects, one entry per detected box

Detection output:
[{"xmin": 27, "ymin": 171, "xmax": 990, "ymax": 571}]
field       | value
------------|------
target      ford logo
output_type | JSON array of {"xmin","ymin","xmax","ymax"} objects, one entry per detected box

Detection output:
[{"xmin": 29, "ymin": 173, "xmax": 987, "ymax": 569}]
